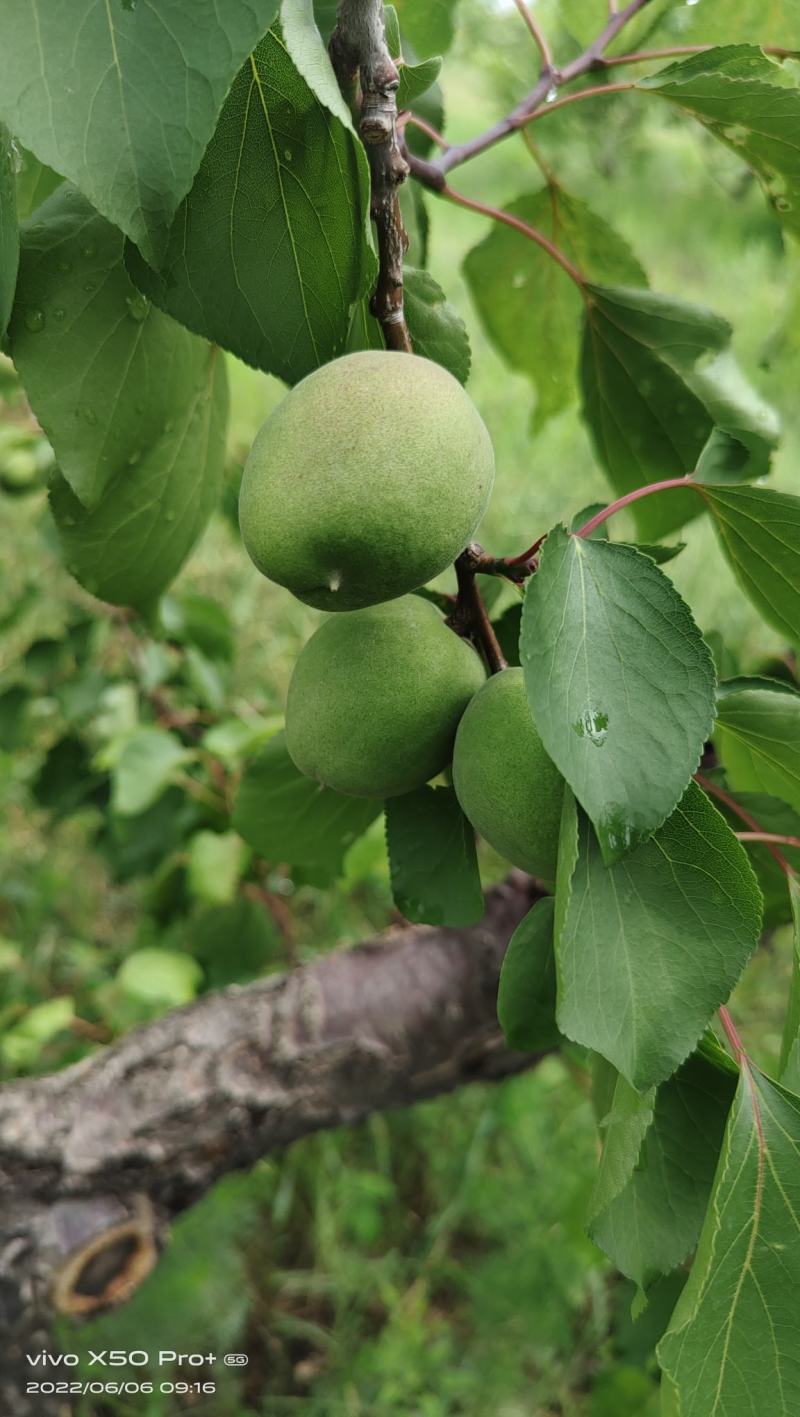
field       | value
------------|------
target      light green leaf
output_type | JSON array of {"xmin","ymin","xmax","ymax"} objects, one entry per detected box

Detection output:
[
  {"xmin": 521, "ymin": 526, "xmax": 715, "ymax": 862},
  {"xmin": 0, "ymin": 126, "xmax": 18, "ymax": 340},
  {"xmin": 112, "ymin": 728, "xmax": 190, "ymax": 817},
  {"xmin": 555, "ymin": 784, "xmax": 762, "ymax": 1090},
  {"xmin": 10, "ymin": 187, "xmax": 225, "ymax": 512},
  {"xmin": 126, "ymin": 22, "xmax": 375, "ymax": 386},
  {"xmin": 397, "ymin": 55, "xmax": 442, "ymax": 107},
  {"xmin": 590, "ymin": 1072, "xmax": 656, "ymax": 1221},
  {"xmin": 14, "ymin": 147, "xmax": 61, "ymax": 221},
  {"xmin": 187, "ymin": 831, "xmax": 248, "ymax": 907},
  {"xmin": 386, "ymin": 785, "xmax": 483, "ymax": 927},
  {"xmin": 642, "ymin": 46, "xmax": 800, "ymax": 242},
  {"xmin": 233, "ymin": 732, "xmax": 380, "ymax": 871},
  {"xmin": 699, "ymin": 484, "xmax": 800, "ymax": 645},
  {"xmin": 0, "ymin": 0, "xmax": 281, "ymax": 265},
  {"xmin": 658, "ymin": 1064, "xmax": 800, "ymax": 1416},
  {"xmin": 652, "ymin": 0, "xmax": 800, "ymax": 47},
  {"xmin": 715, "ymin": 683, "xmax": 800, "ymax": 814},
  {"xmin": 117, "ymin": 948, "xmax": 202, "ymax": 1006},
  {"xmin": 463, "ymin": 187, "xmax": 646, "ymax": 431},
  {"xmin": 394, "ymin": 0, "xmax": 460, "ymax": 55},
  {"xmin": 590, "ymin": 1042, "xmax": 737, "ymax": 1287},
  {"xmin": 1, "ymin": 997, "xmax": 75, "ymax": 1071},
  {"xmin": 779, "ymin": 879, "xmax": 800, "ymax": 1091},
  {"xmin": 580, "ymin": 285, "xmax": 777, "ymax": 538},
  {"xmin": 497, "ymin": 897, "xmax": 560, "ymax": 1052}
]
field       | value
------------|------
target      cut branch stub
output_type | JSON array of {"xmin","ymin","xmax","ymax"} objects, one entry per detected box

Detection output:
[{"xmin": 330, "ymin": 0, "xmax": 412, "ymax": 350}]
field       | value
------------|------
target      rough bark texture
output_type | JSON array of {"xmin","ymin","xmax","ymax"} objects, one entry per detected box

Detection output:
[
  {"xmin": 0, "ymin": 879, "xmax": 543, "ymax": 1413},
  {"xmin": 330, "ymin": 0, "xmax": 412, "ymax": 350}
]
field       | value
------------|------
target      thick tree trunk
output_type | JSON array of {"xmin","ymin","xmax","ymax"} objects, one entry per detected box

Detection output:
[{"xmin": 0, "ymin": 878, "xmax": 544, "ymax": 1413}]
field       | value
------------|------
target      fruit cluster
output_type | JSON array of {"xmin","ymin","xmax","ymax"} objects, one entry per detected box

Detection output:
[{"xmin": 239, "ymin": 350, "xmax": 564, "ymax": 884}]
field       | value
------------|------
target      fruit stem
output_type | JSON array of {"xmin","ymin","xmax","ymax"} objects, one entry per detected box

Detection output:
[{"xmin": 450, "ymin": 552, "xmax": 508, "ymax": 674}]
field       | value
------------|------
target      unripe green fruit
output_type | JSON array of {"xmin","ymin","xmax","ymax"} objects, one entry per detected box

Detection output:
[
  {"xmin": 285, "ymin": 597, "xmax": 485, "ymax": 799},
  {"xmin": 239, "ymin": 351, "xmax": 494, "ymax": 611},
  {"xmin": 453, "ymin": 667, "xmax": 564, "ymax": 883}
]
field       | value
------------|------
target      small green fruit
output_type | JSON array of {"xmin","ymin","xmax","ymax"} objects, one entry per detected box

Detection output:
[
  {"xmin": 453, "ymin": 667, "xmax": 564, "ymax": 883},
  {"xmin": 285, "ymin": 597, "xmax": 485, "ymax": 798},
  {"xmin": 239, "ymin": 351, "xmax": 494, "ymax": 611}
]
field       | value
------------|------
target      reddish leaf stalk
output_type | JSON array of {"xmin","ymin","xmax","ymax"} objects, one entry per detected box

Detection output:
[
  {"xmin": 575, "ymin": 476, "xmax": 697, "ymax": 538},
  {"xmin": 719, "ymin": 1004, "xmax": 746, "ymax": 1061},
  {"xmin": 442, "ymin": 186, "xmax": 585, "ymax": 288},
  {"xmin": 735, "ymin": 832, "xmax": 800, "ymax": 853},
  {"xmin": 695, "ymin": 772, "xmax": 794, "ymax": 877}
]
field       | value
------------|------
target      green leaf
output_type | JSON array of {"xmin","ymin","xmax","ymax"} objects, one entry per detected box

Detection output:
[
  {"xmin": 0, "ymin": 0, "xmax": 281, "ymax": 265},
  {"xmin": 1, "ymin": 997, "xmax": 75, "ymax": 1072},
  {"xmin": 521, "ymin": 526, "xmax": 716, "ymax": 862},
  {"xmin": 711, "ymin": 786, "xmax": 800, "ymax": 928},
  {"xmin": 463, "ymin": 187, "xmax": 646, "ymax": 431},
  {"xmin": 127, "ymin": 20, "xmax": 375, "ymax": 386},
  {"xmin": 0, "ymin": 685, "xmax": 29, "ymax": 752},
  {"xmin": 112, "ymin": 728, "xmax": 190, "ymax": 817},
  {"xmin": 394, "ymin": 0, "xmax": 460, "ymax": 56},
  {"xmin": 653, "ymin": 1, "xmax": 800, "ymax": 46},
  {"xmin": 642, "ymin": 47, "xmax": 800, "ymax": 242},
  {"xmin": 699, "ymin": 484, "xmax": 800, "ymax": 645},
  {"xmin": 580, "ymin": 285, "xmax": 777, "ymax": 538},
  {"xmin": 14, "ymin": 147, "xmax": 61, "ymax": 221},
  {"xmin": 658, "ymin": 1064, "xmax": 800, "ymax": 1416},
  {"xmin": 187, "ymin": 831, "xmax": 248, "ymax": 907},
  {"xmin": 397, "ymin": 55, "xmax": 442, "ymax": 108},
  {"xmin": 10, "ymin": 187, "xmax": 226, "ymax": 513},
  {"xmin": 590, "ymin": 1071, "xmax": 656, "ymax": 1221},
  {"xmin": 158, "ymin": 594, "xmax": 235, "ymax": 664},
  {"xmin": 233, "ymin": 732, "xmax": 380, "ymax": 871},
  {"xmin": 385, "ymin": 785, "xmax": 483, "ymax": 927},
  {"xmin": 32, "ymin": 735, "xmax": 105, "ymax": 817},
  {"xmin": 117, "ymin": 948, "xmax": 203, "ymax": 1007},
  {"xmin": 348, "ymin": 267, "xmax": 471, "ymax": 382},
  {"xmin": 555, "ymin": 784, "xmax": 762, "ymax": 1090},
  {"xmin": 715, "ymin": 683, "xmax": 800, "ymax": 814},
  {"xmin": 497, "ymin": 896, "xmax": 560, "ymax": 1051},
  {"xmin": 590, "ymin": 1043, "xmax": 737, "ymax": 1287},
  {"xmin": 0, "ymin": 125, "xmax": 18, "ymax": 341},
  {"xmin": 780, "ymin": 879, "xmax": 800, "ymax": 1091},
  {"xmin": 193, "ymin": 898, "xmax": 279, "ymax": 989}
]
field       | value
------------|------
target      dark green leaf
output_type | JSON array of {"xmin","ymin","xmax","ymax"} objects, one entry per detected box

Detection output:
[
  {"xmin": 711, "ymin": 786, "xmax": 800, "ymax": 928},
  {"xmin": 385, "ymin": 785, "xmax": 483, "ymax": 927},
  {"xmin": 10, "ymin": 187, "xmax": 227, "ymax": 514},
  {"xmin": 715, "ymin": 683, "xmax": 800, "ymax": 814},
  {"xmin": 497, "ymin": 896, "xmax": 559, "ymax": 1051},
  {"xmin": 463, "ymin": 188, "xmax": 646, "ymax": 430},
  {"xmin": 521, "ymin": 526, "xmax": 715, "ymax": 862},
  {"xmin": 581, "ymin": 285, "xmax": 777, "ymax": 538},
  {"xmin": 32, "ymin": 735, "xmax": 105, "ymax": 817},
  {"xmin": 0, "ymin": 125, "xmax": 18, "ymax": 340},
  {"xmin": 642, "ymin": 47, "xmax": 800, "ymax": 241},
  {"xmin": 0, "ymin": 0, "xmax": 281, "ymax": 264},
  {"xmin": 658, "ymin": 1065, "xmax": 800, "ymax": 1416},
  {"xmin": 348, "ymin": 267, "xmax": 470, "ymax": 382},
  {"xmin": 233, "ymin": 732, "xmax": 380, "ymax": 871},
  {"xmin": 780, "ymin": 878, "xmax": 800, "ymax": 1091},
  {"xmin": 193, "ymin": 898, "xmax": 280, "ymax": 989},
  {"xmin": 158, "ymin": 594, "xmax": 235, "ymax": 664},
  {"xmin": 14, "ymin": 147, "xmax": 61, "ymax": 221},
  {"xmin": 127, "ymin": 19, "xmax": 375, "ymax": 385},
  {"xmin": 590, "ymin": 1043, "xmax": 737, "ymax": 1287},
  {"xmin": 0, "ymin": 685, "xmax": 29, "ymax": 752},
  {"xmin": 397, "ymin": 55, "xmax": 442, "ymax": 107},
  {"xmin": 492, "ymin": 602, "xmax": 522, "ymax": 668},
  {"xmin": 699, "ymin": 484, "xmax": 800, "ymax": 645},
  {"xmin": 555, "ymin": 784, "xmax": 762, "ymax": 1090}
]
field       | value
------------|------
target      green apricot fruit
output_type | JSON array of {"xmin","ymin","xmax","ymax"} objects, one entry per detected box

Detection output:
[
  {"xmin": 239, "ymin": 351, "xmax": 494, "ymax": 611},
  {"xmin": 285, "ymin": 596, "xmax": 485, "ymax": 799},
  {"xmin": 453, "ymin": 667, "xmax": 564, "ymax": 883}
]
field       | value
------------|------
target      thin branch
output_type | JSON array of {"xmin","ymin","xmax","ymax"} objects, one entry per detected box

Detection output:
[
  {"xmin": 525, "ymin": 80, "xmax": 637, "ymax": 123},
  {"xmin": 449, "ymin": 551, "xmax": 508, "ymax": 674},
  {"xmin": 401, "ymin": 111, "xmax": 448, "ymax": 150},
  {"xmin": 511, "ymin": 0, "xmax": 554, "ymax": 73},
  {"xmin": 442, "ymin": 185, "xmax": 585, "ymax": 287},
  {"xmin": 600, "ymin": 43, "xmax": 799, "ymax": 70},
  {"xmin": 330, "ymin": 0, "xmax": 412, "ymax": 350},
  {"xmin": 695, "ymin": 772, "xmax": 794, "ymax": 877},
  {"xmin": 736, "ymin": 832, "xmax": 800, "ymax": 853},
  {"xmin": 406, "ymin": 0, "xmax": 654, "ymax": 181}
]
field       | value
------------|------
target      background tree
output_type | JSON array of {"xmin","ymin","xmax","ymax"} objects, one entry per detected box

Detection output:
[{"xmin": 1, "ymin": 0, "xmax": 800, "ymax": 1413}]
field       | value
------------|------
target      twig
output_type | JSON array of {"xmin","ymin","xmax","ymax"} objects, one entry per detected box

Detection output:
[
  {"xmin": 525, "ymin": 80, "xmax": 637, "ymax": 122},
  {"xmin": 735, "ymin": 832, "xmax": 800, "ymax": 853},
  {"xmin": 442, "ymin": 186, "xmax": 585, "ymax": 287},
  {"xmin": 330, "ymin": 0, "xmax": 412, "ymax": 351},
  {"xmin": 405, "ymin": 0, "xmax": 654, "ymax": 183},
  {"xmin": 511, "ymin": 0, "xmax": 554, "ymax": 73},
  {"xmin": 449, "ymin": 552, "xmax": 508, "ymax": 674}
]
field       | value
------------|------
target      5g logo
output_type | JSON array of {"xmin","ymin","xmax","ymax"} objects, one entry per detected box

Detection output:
[{"xmin": 224, "ymin": 1354, "xmax": 249, "ymax": 1367}]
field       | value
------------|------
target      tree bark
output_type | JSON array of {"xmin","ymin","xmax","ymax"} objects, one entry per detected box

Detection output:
[{"xmin": 0, "ymin": 878, "xmax": 544, "ymax": 1411}]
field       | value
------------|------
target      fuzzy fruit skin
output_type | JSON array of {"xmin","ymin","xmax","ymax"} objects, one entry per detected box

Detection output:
[
  {"xmin": 239, "ymin": 351, "xmax": 494, "ymax": 611},
  {"xmin": 453, "ymin": 667, "xmax": 564, "ymax": 883},
  {"xmin": 285, "ymin": 597, "xmax": 486, "ymax": 799}
]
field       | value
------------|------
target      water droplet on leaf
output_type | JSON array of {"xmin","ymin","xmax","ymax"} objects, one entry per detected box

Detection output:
[
  {"xmin": 81, "ymin": 242, "xmax": 96, "ymax": 259},
  {"xmin": 572, "ymin": 706, "xmax": 609, "ymax": 747},
  {"xmin": 53, "ymin": 307, "xmax": 66, "ymax": 320},
  {"xmin": 125, "ymin": 292, "xmax": 149, "ymax": 322},
  {"xmin": 24, "ymin": 308, "xmax": 46, "ymax": 332}
]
